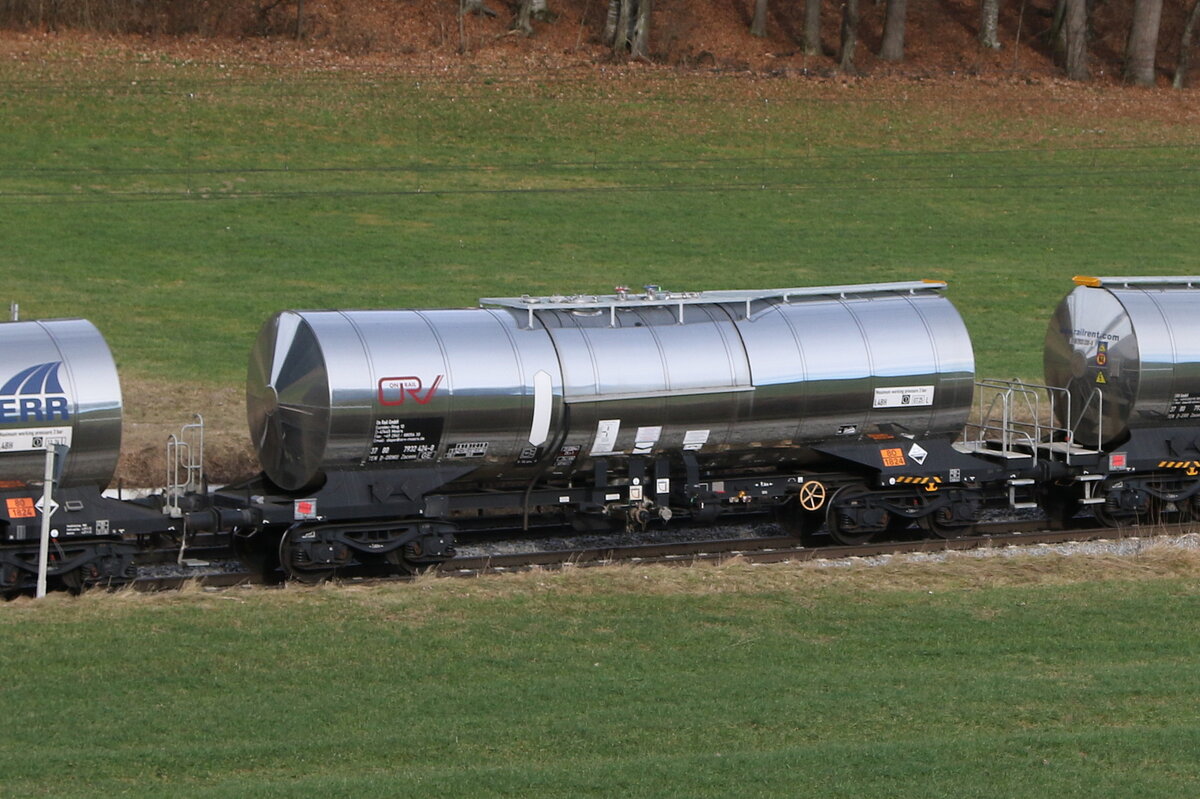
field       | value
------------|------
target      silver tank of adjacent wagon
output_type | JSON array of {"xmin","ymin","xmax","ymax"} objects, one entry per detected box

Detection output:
[
  {"xmin": 248, "ymin": 282, "xmax": 975, "ymax": 492},
  {"xmin": 1045, "ymin": 276, "xmax": 1200, "ymax": 447},
  {"xmin": 0, "ymin": 319, "xmax": 122, "ymax": 488}
]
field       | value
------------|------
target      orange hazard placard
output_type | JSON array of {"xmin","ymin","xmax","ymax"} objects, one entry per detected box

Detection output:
[
  {"xmin": 6, "ymin": 497, "xmax": 36, "ymax": 519},
  {"xmin": 880, "ymin": 448, "xmax": 907, "ymax": 468}
]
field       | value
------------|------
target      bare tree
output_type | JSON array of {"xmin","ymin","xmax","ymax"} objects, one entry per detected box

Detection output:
[
  {"xmin": 879, "ymin": 0, "xmax": 907, "ymax": 61},
  {"xmin": 512, "ymin": 0, "xmax": 552, "ymax": 35},
  {"xmin": 605, "ymin": 0, "xmax": 651, "ymax": 57},
  {"xmin": 1063, "ymin": 0, "xmax": 1089, "ymax": 81},
  {"xmin": 604, "ymin": 0, "xmax": 630, "ymax": 50},
  {"xmin": 1174, "ymin": 0, "xmax": 1200, "ymax": 88},
  {"xmin": 804, "ymin": 0, "xmax": 822, "ymax": 55},
  {"xmin": 1124, "ymin": 0, "xmax": 1163, "ymax": 86},
  {"xmin": 631, "ymin": 0, "xmax": 652, "ymax": 57},
  {"xmin": 603, "ymin": 0, "xmax": 617, "ymax": 44},
  {"xmin": 839, "ymin": 0, "xmax": 859, "ymax": 72},
  {"xmin": 751, "ymin": 0, "xmax": 768, "ymax": 37},
  {"xmin": 979, "ymin": 0, "xmax": 1001, "ymax": 50}
]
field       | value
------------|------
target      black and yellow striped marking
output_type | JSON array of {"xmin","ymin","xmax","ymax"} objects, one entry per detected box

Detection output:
[
  {"xmin": 894, "ymin": 476, "xmax": 943, "ymax": 491},
  {"xmin": 1158, "ymin": 461, "xmax": 1200, "ymax": 470}
]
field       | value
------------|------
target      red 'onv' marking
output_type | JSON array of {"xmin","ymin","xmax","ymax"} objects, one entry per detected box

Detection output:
[{"xmin": 378, "ymin": 375, "xmax": 443, "ymax": 406}]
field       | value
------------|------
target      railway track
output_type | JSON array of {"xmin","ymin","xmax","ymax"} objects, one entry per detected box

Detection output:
[{"xmin": 127, "ymin": 517, "xmax": 1178, "ymax": 593}]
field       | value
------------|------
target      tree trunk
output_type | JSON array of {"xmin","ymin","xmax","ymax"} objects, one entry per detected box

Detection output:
[
  {"xmin": 611, "ymin": 0, "xmax": 632, "ymax": 50},
  {"xmin": 512, "ymin": 0, "xmax": 550, "ymax": 34},
  {"xmin": 803, "ymin": 0, "xmax": 822, "ymax": 55},
  {"xmin": 1173, "ymin": 0, "xmax": 1200, "ymax": 89},
  {"xmin": 513, "ymin": 0, "xmax": 534, "ymax": 34},
  {"xmin": 1063, "ymin": 0, "xmax": 1089, "ymax": 81},
  {"xmin": 1124, "ymin": 0, "xmax": 1163, "ymax": 86},
  {"xmin": 461, "ymin": 0, "xmax": 498, "ymax": 17},
  {"xmin": 606, "ymin": 0, "xmax": 647, "ymax": 55},
  {"xmin": 603, "ymin": 0, "xmax": 620, "ymax": 45},
  {"xmin": 631, "ymin": 0, "xmax": 652, "ymax": 57},
  {"xmin": 751, "ymin": 0, "xmax": 768, "ymax": 37},
  {"xmin": 879, "ymin": 0, "xmax": 907, "ymax": 61},
  {"xmin": 1048, "ymin": 0, "xmax": 1065, "ymax": 51},
  {"xmin": 979, "ymin": 0, "xmax": 1001, "ymax": 50},
  {"xmin": 839, "ymin": 0, "xmax": 859, "ymax": 72}
]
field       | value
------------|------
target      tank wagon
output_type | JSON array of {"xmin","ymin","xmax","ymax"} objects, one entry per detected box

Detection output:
[
  {"xmin": 1040, "ymin": 275, "xmax": 1200, "ymax": 523},
  {"xmin": 200, "ymin": 280, "xmax": 1002, "ymax": 579},
  {"xmin": 5, "ymin": 275, "xmax": 1200, "ymax": 591},
  {"xmin": 0, "ymin": 320, "xmax": 180, "ymax": 591}
]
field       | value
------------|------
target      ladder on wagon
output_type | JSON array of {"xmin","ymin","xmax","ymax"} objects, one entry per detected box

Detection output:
[
  {"xmin": 164, "ymin": 414, "xmax": 205, "ymax": 519},
  {"xmin": 958, "ymin": 379, "xmax": 1108, "ymax": 510},
  {"xmin": 960, "ymin": 378, "xmax": 1105, "ymax": 466}
]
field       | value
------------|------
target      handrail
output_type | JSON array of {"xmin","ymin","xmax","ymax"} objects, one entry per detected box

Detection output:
[
  {"xmin": 968, "ymin": 379, "xmax": 1104, "ymax": 465},
  {"xmin": 164, "ymin": 414, "xmax": 205, "ymax": 518}
]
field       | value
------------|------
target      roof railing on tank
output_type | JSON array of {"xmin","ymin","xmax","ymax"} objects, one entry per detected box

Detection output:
[
  {"xmin": 1074, "ymin": 275, "xmax": 1200, "ymax": 289},
  {"xmin": 480, "ymin": 280, "xmax": 948, "ymax": 329}
]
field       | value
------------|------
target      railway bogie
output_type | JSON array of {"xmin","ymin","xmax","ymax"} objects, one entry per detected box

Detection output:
[{"xmin": 0, "ymin": 486, "xmax": 178, "ymax": 592}]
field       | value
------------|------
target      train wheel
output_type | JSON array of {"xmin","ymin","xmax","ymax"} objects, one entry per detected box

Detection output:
[
  {"xmin": 1178, "ymin": 496, "xmax": 1200, "ymax": 525},
  {"xmin": 0, "ymin": 563, "xmax": 22, "ymax": 596},
  {"xmin": 1092, "ymin": 490, "xmax": 1158, "ymax": 528},
  {"xmin": 58, "ymin": 568, "xmax": 85, "ymax": 594},
  {"xmin": 1091, "ymin": 478, "xmax": 1171, "ymax": 528},
  {"xmin": 826, "ymin": 485, "xmax": 886, "ymax": 546},
  {"xmin": 1092, "ymin": 498, "xmax": 1149, "ymax": 527},
  {"xmin": 278, "ymin": 536, "xmax": 337, "ymax": 585},
  {"xmin": 383, "ymin": 552, "xmax": 417, "ymax": 576},
  {"xmin": 384, "ymin": 547, "xmax": 431, "ymax": 577},
  {"xmin": 1136, "ymin": 498, "xmax": 1169, "ymax": 527},
  {"xmin": 919, "ymin": 505, "xmax": 971, "ymax": 539},
  {"xmin": 1091, "ymin": 501, "xmax": 1121, "ymax": 528}
]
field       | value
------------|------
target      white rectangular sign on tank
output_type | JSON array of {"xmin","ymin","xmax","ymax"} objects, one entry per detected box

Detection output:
[
  {"xmin": 0, "ymin": 426, "xmax": 72, "ymax": 453},
  {"xmin": 872, "ymin": 385, "xmax": 935, "ymax": 409}
]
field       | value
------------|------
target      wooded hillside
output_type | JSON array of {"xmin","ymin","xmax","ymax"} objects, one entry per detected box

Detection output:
[{"xmin": 4, "ymin": 0, "xmax": 1199, "ymax": 87}]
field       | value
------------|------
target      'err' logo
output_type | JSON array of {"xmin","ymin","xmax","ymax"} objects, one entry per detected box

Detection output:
[
  {"xmin": 0, "ymin": 362, "xmax": 71, "ymax": 423},
  {"xmin": 378, "ymin": 375, "xmax": 443, "ymax": 406}
]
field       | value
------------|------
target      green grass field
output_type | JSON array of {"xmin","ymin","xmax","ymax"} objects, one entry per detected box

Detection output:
[
  {"xmin": 2, "ymin": 58, "xmax": 1199, "ymax": 384},
  {"xmin": 4, "ymin": 552, "xmax": 1200, "ymax": 797}
]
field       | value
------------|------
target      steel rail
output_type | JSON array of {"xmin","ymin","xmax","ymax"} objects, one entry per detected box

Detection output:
[{"xmin": 123, "ymin": 519, "xmax": 1183, "ymax": 592}]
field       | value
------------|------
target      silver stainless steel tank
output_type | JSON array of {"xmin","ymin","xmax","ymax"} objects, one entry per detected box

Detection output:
[
  {"xmin": 0, "ymin": 319, "xmax": 122, "ymax": 488},
  {"xmin": 1045, "ymin": 276, "xmax": 1200, "ymax": 447},
  {"xmin": 248, "ymin": 282, "xmax": 975, "ymax": 491}
]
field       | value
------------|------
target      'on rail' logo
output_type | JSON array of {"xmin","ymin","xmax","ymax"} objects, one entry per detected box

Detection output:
[{"xmin": 378, "ymin": 375, "xmax": 444, "ymax": 406}]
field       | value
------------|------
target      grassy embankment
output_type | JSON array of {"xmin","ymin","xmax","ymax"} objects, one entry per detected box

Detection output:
[{"xmin": 3, "ymin": 551, "xmax": 1200, "ymax": 797}]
